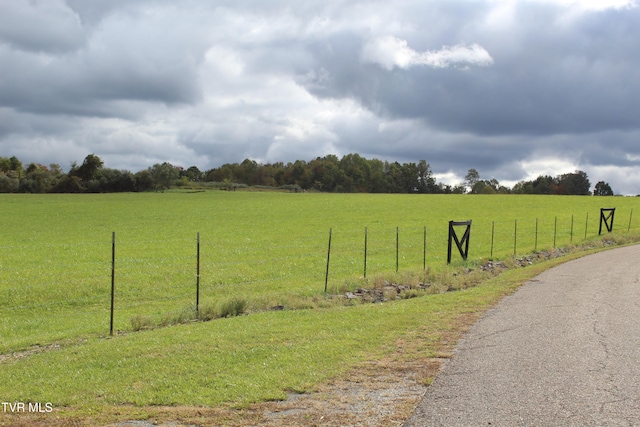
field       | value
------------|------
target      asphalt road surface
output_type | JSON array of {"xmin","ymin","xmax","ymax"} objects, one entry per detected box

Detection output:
[{"xmin": 405, "ymin": 244, "xmax": 640, "ymax": 427}]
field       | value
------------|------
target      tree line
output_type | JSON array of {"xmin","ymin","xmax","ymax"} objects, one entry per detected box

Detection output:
[{"xmin": 0, "ymin": 153, "xmax": 615, "ymax": 195}]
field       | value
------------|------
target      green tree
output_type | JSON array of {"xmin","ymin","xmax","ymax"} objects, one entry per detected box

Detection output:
[
  {"xmin": 237, "ymin": 159, "xmax": 259, "ymax": 186},
  {"xmin": 0, "ymin": 173, "xmax": 18, "ymax": 192},
  {"xmin": 134, "ymin": 170, "xmax": 154, "ymax": 192},
  {"xmin": 368, "ymin": 158, "xmax": 388, "ymax": 193},
  {"xmin": 417, "ymin": 160, "xmax": 436, "ymax": 193},
  {"xmin": 339, "ymin": 153, "xmax": 370, "ymax": 192},
  {"xmin": 0, "ymin": 157, "xmax": 11, "ymax": 172},
  {"xmin": 451, "ymin": 184, "xmax": 466, "ymax": 194},
  {"xmin": 464, "ymin": 169, "xmax": 480, "ymax": 193},
  {"xmin": 385, "ymin": 162, "xmax": 404, "ymax": 193},
  {"xmin": 512, "ymin": 180, "xmax": 533, "ymax": 194},
  {"xmin": 594, "ymin": 181, "xmax": 614, "ymax": 196},
  {"xmin": 72, "ymin": 154, "xmax": 104, "ymax": 182},
  {"xmin": 184, "ymin": 166, "xmax": 203, "ymax": 182},
  {"xmin": 20, "ymin": 163, "xmax": 60, "ymax": 193},
  {"xmin": 149, "ymin": 162, "xmax": 180, "ymax": 191},
  {"xmin": 471, "ymin": 180, "xmax": 486, "ymax": 194},
  {"xmin": 556, "ymin": 171, "xmax": 590, "ymax": 195}
]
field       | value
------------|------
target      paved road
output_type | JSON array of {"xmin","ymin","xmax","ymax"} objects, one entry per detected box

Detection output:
[{"xmin": 405, "ymin": 245, "xmax": 640, "ymax": 427}]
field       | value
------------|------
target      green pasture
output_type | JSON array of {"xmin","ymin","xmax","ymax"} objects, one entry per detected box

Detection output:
[
  {"xmin": 0, "ymin": 266, "xmax": 533, "ymax": 409},
  {"xmin": 1, "ymin": 192, "xmax": 639, "ymax": 354},
  {"xmin": 1, "ymin": 191, "xmax": 640, "ymax": 421}
]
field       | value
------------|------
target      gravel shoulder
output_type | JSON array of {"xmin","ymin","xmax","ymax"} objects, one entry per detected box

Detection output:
[{"xmin": 404, "ymin": 244, "xmax": 640, "ymax": 427}]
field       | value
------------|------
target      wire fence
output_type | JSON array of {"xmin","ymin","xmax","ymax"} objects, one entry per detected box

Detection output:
[{"xmin": 0, "ymin": 207, "xmax": 637, "ymax": 344}]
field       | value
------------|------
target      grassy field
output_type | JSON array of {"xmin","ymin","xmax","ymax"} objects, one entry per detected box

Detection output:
[
  {"xmin": 1, "ymin": 192, "xmax": 639, "ymax": 352},
  {"xmin": 1, "ymin": 191, "xmax": 639, "ymax": 424}
]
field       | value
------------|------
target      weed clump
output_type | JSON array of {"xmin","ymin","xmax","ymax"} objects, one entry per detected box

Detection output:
[
  {"xmin": 130, "ymin": 314, "xmax": 154, "ymax": 331},
  {"xmin": 129, "ymin": 298, "xmax": 248, "ymax": 332},
  {"xmin": 198, "ymin": 297, "xmax": 248, "ymax": 321},
  {"xmin": 217, "ymin": 297, "xmax": 248, "ymax": 318}
]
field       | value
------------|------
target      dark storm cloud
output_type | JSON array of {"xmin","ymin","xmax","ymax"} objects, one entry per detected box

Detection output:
[
  {"xmin": 301, "ymin": 2, "xmax": 640, "ymax": 137},
  {"xmin": 1, "ymin": 0, "xmax": 639, "ymax": 193},
  {"xmin": 290, "ymin": 1, "xmax": 640, "ymax": 191}
]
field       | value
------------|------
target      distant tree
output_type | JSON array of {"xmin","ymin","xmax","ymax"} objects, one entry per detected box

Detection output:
[
  {"xmin": 52, "ymin": 175, "xmax": 85, "ymax": 193},
  {"xmin": 417, "ymin": 160, "xmax": 437, "ymax": 193},
  {"xmin": 368, "ymin": 158, "xmax": 387, "ymax": 193},
  {"xmin": 451, "ymin": 184, "xmax": 466, "ymax": 194},
  {"xmin": 237, "ymin": 159, "xmax": 259, "ymax": 186},
  {"xmin": 1, "ymin": 156, "xmax": 23, "ymax": 184},
  {"xmin": 471, "ymin": 180, "xmax": 486, "ymax": 194},
  {"xmin": 184, "ymin": 166, "xmax": 203, "ymax": 182},
  {"xmin": 72, "ymin": 154, "xmax": 104, "ymax": 182},
  {"xmin": 480, "ymin": 185, "xmax": 496, "ymax": 194},
  {"xmin": 464, "ymin": 168, "xmax": 480, "ymax": 193},
  {"xmin": 385, "ymin": 162, "xmax": 404, "ymax": 193},
  {"xmin": 401, "ymin": 162, "xmax": 419, "ymax": 193},
  {"xmin": 594, "ymin": 181, "xmax": 614, "ymax": 196},
  {"xmin": 532, "ymin": 175, "xmax": 553, "ymax": 194},
  {"xmin": 91, "ymin": 168, "xmax": 136, "ymax": 192},
  {"xmin": 9, "ymin": 156, "xmax": 22, "ymax": 172},
  {"xmin": 556, "ymin": 170, "xmax": 590, "ymax": 195},
  {"xmin": 0, "ymin": 157, "xmax": 11, "ymax": 172},
  {"xmin": 340, "ymin": 153, "xmax": 370, "ymax": 192},
  {"xmin": 0, "ymin": 173, "xmax": 18, "ymax": 192},
  {"xmin": 134, "ymin": 170, "xmax": 154, "ymax": 192},
  {"xmin": 0, "ymin": 157, "xmax": 22, "ymax": 192},
  {"xmin": 49, "ymin": 163, "xmax": 63, "ymax": 175},
  {"xmin": 288, "ymin": 160, "xmax": 308, "ymax": 188},
  {"xmin": 20, "ymin": 163, "xmax": 60, "ymax": 193},
  {"xmin": 205, "ymin": 163, "xmax": 234, "ymax": 182},
  {"xmin": 148, "ymin": 162, "xmax": 180, "ymax": 191}
]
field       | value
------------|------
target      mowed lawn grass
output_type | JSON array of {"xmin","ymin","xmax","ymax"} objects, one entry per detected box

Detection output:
[{"xmin": 1, "ymin": 192, "xmax": 639, "ymax": 354}]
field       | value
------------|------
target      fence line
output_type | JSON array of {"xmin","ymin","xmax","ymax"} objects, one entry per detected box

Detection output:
[{"xmin": 2, "ymin": 208, "xmax": 640, "ymax": 338}]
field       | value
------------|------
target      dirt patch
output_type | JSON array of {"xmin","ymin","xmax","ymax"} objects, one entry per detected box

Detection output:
[
  {"xmin": 0, "ymin": 343, "xmax": 61, "ymax": 364},
  {"xmin": 0, "ymin": 339, "xmax": 90, "ymax": 365}
]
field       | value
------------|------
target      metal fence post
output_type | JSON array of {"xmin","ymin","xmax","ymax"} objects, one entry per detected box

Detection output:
[
  {"xmin": 570, "ymin": 215, "xmax": 574, "ymax": 243},
  {"xmin": 513, "ymin": 219, "xmax": 517, "ymax": 256},
  {"xmin": 324, "ymin": 228, "xmax": 332, "ymax": 293},
  {"xmin": 196, "ymin": 232, "xmax": 200, "ymax": 313},
  {"xmin": 490, "ymin": 221, "xmax": 495, "ymax": 258},
  {"xmin": 364, "ymin": 227, "xmax": 368, "ymax": 278},
  {"xmin": 585, "ymin": 212, "xmax": 589, "ymax": 240},
  {"xmin": 396, "ymin": 227, "xmax": 399, "ymax": 273},
  {"xmin": 110, "ymin": 231, "xmax": 116, "ymax": 336},
  {"xmin": 423, "ymin": 226, "xmax": 427, "ymax": 270}
]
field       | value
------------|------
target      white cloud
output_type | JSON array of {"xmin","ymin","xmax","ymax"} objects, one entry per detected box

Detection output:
[
  {"xmin": 361, "ymin": 36, "xmax": 494, "ymax": 71},
  {"xmin": 520, "ymin": 157, "xmax": 580, "ymax": 180},
  {"xmin": 588, "ymin": 164, "xmax": 640, "ymax": 195}
]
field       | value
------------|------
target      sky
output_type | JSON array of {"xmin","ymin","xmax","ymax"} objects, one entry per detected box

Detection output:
[{"xmin": 1, "ymin": 0, "xmax": 640, "ymax": 194}]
